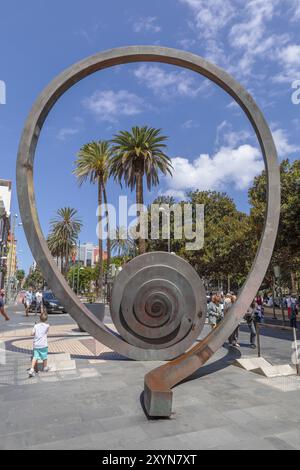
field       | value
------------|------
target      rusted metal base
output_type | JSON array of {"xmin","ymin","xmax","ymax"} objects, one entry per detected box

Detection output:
[{"xmin": 144, "ymin": 385, "xmax": 173, "ymax": 418}]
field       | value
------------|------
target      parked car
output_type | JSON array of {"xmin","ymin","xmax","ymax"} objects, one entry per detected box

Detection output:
[{"xmin": 30, "ymin": 291, "xmax": 67, "ymax": 314}]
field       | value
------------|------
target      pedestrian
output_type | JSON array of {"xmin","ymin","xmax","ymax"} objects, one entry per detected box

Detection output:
[
  {"xmin": 256, "ymin": 294, "xmax": 263, "ymax": 306},
  {"xmin": 254, "ymin": 302, "xmax": 263, "ymax": 323},
  {"xmin": 290, "ymin": 298, "xmax": 298, "ymax": 329},
  {"xmin": 0, "ymin": 289, "xmax": 9, "ymax": 321},
  {"xmin": 223, "ymin": 293, "xmax": 232, "ymax": 315},
  {"xmin": 24, "ymin": 288, "xmax": 33, "ymax": 316},
  {"xmin": 244, "ymin": 301, "xmax": 257, "ymax": 348},
  {"xmin": 35, "ymin": 289, "xmax": 43, "ymax": 316},
  {"xmin": 226, "ymin": 294, "xmax": 239, "ymax": 347},
  {"xmin": 257, "ymin": 293, "xmax": 265, "ymax": 317},
  {"xmin": 207, "ymin": 294, "xmax": 223, "ymax": 329},
  {"xmin": 28, "ymin": 311, "xmax": 50, "ymax": 378}
]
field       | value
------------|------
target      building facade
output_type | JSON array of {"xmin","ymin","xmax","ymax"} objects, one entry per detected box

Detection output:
[
  {"xmin": 75, "ymin": 242, "xmax": 107, "ymax": 267},
  {"xmin": 6, "ymin": 233, "xmax": 17, "ymax": 277},
  {"xmin": 0, "ymin": 180, "xmax": 12, "ymax": 289}
]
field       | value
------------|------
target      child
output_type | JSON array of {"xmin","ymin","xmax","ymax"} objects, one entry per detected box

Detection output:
[{"xmin": 29, "ymin": 312, "xmax": 50, "ymax": 377}]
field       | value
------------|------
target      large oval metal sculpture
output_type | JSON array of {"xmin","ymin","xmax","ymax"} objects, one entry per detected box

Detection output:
[{"xmin": 16, "ymin": 46, "xmax": 280, "ymax": 417}]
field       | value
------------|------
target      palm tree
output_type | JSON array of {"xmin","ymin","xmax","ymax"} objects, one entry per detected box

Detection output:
[
  {"xmin": 110, "ymin": 126, "xmax": 172, "ymax": 254},
  {"xmin": 47, "ymin": 232, "xmax": 62, "ymax": 268},
  {"xmin": 73, "ymin": 141, "xmax": 112, "ymax": 296},
  {"xmin": 50, "ymin": 207, "xmax": 82, "ymax": 275},
  {"xmin": 111, "ymin": 226, "xmax": 135, "ymax": 262}
]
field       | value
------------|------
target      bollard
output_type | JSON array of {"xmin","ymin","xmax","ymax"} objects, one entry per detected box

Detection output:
[{"xmin": 293, "ymin": 327, "xmax": 300, "ymax": 376}]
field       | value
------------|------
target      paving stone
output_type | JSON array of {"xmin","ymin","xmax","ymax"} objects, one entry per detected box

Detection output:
[
  {"xmin": 274, "ymin": 430, "xmax": 300, "ymax": 448},
  {"xmin": 39, "ymin": 375, "xmax": 59, "ymax": 383},
  {"xmin": 2, "ymin": 307, "xmax": 300, "ymax": 450},
  {"xmin": 78, "ymin": 367, "xmax": 99, "ymax": 378},
  {"xmin": 265, "ymin": 436, "xmax": 296, "ymax": 450},
  {"xmin": 234, "ymin": 356, "xmax": 272, "ymax": 371}
]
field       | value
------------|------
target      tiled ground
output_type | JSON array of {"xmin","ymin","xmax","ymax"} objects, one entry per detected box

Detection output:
[{"xmin": 0, "ymin": 304, "xmax": 300, "ymax": 450}]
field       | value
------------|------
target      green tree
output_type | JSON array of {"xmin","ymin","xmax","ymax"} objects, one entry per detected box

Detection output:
[
  {"xmin": 111, "ymin": 226, "xmax": 135, "ymax": 261},
  {"xmin": 146, "ymin": 195, "xmax": 180, "ymax": 253},
  {"xmin": 74, "ymin": 141, "xmax": 112, "ymax": 296},
  {"xmin": 110, "ymin": 126, "xmax": 173, "ymax": 254},
  {"xmin": 23, "ymin": 268, "xmax": 44, "ymax": 290},
  {"xmin": 249, "ymin": 158, "xmax": 300, "ymax": 292},
  {"xmin": 49, "ymin": 207, "xmax": 82, "ymax": 275},
  {"xmin": 67, "ymin": 265, "xmax": 96, "ymax": 293},
  {"xmin": 182, "ymin": 191, "xmax": 255, "ymax": 291},
  {"xmin": 47, "ymin": 232, "xmax": 63, "ymax": 268},
  {"xmin": 15, "ymin": 269, "xmax": 25, "ymax": 288}
]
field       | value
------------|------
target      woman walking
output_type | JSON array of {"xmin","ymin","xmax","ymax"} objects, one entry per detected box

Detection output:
[{"xmin": 208, "ymin": 294, "xmax": 223, "ymax": 329}]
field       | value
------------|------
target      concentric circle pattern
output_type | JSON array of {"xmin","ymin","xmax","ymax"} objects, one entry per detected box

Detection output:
[{"xmin": 110, "ymin": 252, "xmax": 207, "ymax": 353}]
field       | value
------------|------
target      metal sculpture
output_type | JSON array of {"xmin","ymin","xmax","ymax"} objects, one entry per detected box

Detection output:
[
  {"xmin": 16, "ymin": 46, "xmax": 280, "ymax": 417},
  {"xmin": 111, "ymin": 252, "xmax": 207, "ymax": 359}
]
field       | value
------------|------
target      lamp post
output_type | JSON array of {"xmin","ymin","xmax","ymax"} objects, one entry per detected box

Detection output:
[
  {"xmin": 160, "ymin": 207, "xmax": 171, "ymax": 253},
  {"xmin": 6, "ymin": 216, "xmax": 23, "ymax": 303},
  {"xmin": 274, "ymin": 264, "xmax": 286, "ymax": 325},
  {"xmin": 76, "ymin": 240, "xmax": 81, "ymax": 294},
  {"xmin": 6, "ymin": 214, "xmax": 18, "ymax": 303}
]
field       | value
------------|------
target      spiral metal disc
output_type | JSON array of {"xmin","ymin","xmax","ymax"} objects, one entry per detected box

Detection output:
[{"xmin": 111, "ymin": 252, "xmax": 207, "ymax": 355}]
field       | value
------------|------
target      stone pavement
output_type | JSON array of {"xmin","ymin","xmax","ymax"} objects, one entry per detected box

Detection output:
[{"xmin": 0, "ymin": 304, "xmax": 300, "ymax": 450}]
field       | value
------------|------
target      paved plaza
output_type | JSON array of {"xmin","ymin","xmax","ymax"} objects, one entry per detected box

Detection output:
[{"xmin": 0, "ymin": 304, "xmax": 300, "ymax": 450}]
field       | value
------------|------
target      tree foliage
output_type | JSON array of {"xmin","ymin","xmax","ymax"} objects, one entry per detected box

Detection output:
[
  {"xmin": 48, "ymin": 207, "xmax": 82, "ymax": 275},
  {"xmin": 74, "ymin": 141, "xmax": 113, "ymax": 291},
  {"xmin": 248, "ymin": 158, "xmax": 300, "ymax": 290},
  {"xmin": 182, "ymin": 191, "xmax": 255, "ymax": 289},
  {"xmin": 110, "ymin": 126, "xmax": 172, "ymax": 254},
  {"xmin": 23, "ymin": 268, "xmax": 45, "ymax": 290}
]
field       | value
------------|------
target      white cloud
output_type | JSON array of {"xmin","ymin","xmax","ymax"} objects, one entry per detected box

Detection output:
[
  {"xmin": 177, "ymin": 38, "xmax": 196, "ymax": 49},
  {"xmin": 215, "ymin": 120, "xmax": 252, "ymax": 147},
  {"xmin": 226, "ymin": 100, "xmax": 239, "ymax": 110},
  {"xmin": 280, "ymin": 44, "xmax": 300, "ymax": 66},
  {"xmin": 223, "ymin": 130, "xmax": 252, "ymax": 148},
  {"xmin": 82, "ymin": 90, "xmax": 144, "ymax": 122},
  {"xmin": 178, "ymin": 0, "xmax": 235, "ymax": 67},
  {"xmin": 132, "ymin": 16, "xmax": 161, "ymax": 33},
  {"xmin": 134, "ymin": 64, "xmax": 209, "ymax": 99},
  {"xmin": 275, "ymin": 44, "xmax": 300, "ymax": 82},
  {"xmin": 77, "ymin": 23, "xmax": 101, "ymax": 45},
  {"xmin": 182, "ymin": 119, "xmax": 199, "ymax": 129},
  {"xmin": 229, "ymin": 1, "xmax": 277, "ymax": 51},
  {"xmin": 179, "ymin": 0, "xmax": 235, "ymax": 39},
  {"xmin": 164, "ymin": 144, "xmax": 263, "ymax": 194},
  {"xmin": 57, "ymin": 127, "xmax": 79, "ymax": 140},
  {"xmin": 227, "ymin": 0, "xmax": 291, "ymax": 78},
  {"xmin": 162, "ymin": 189, "xmax": 187, "ymax": 200},
  {"xmin": 272, "ymin": 128, "xmax": 300, "ymax": 157},
  {"xmin": 290, "ymin": 0, "xmax": 300, "ymax": 21},
  {"xmin": 179, "ymin": 0, "xmax": 293, "ymax": 79}
]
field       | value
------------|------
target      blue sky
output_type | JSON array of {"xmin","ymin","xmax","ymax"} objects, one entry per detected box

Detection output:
[{"xmin": 0, "ymin": 0, "xmax": 300, "ymax": 273}]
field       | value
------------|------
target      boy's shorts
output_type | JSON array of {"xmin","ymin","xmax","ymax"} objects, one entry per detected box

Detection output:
[{"xmin": 33, "ymin": 347, "xmax": 48, "ymax": 360}]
